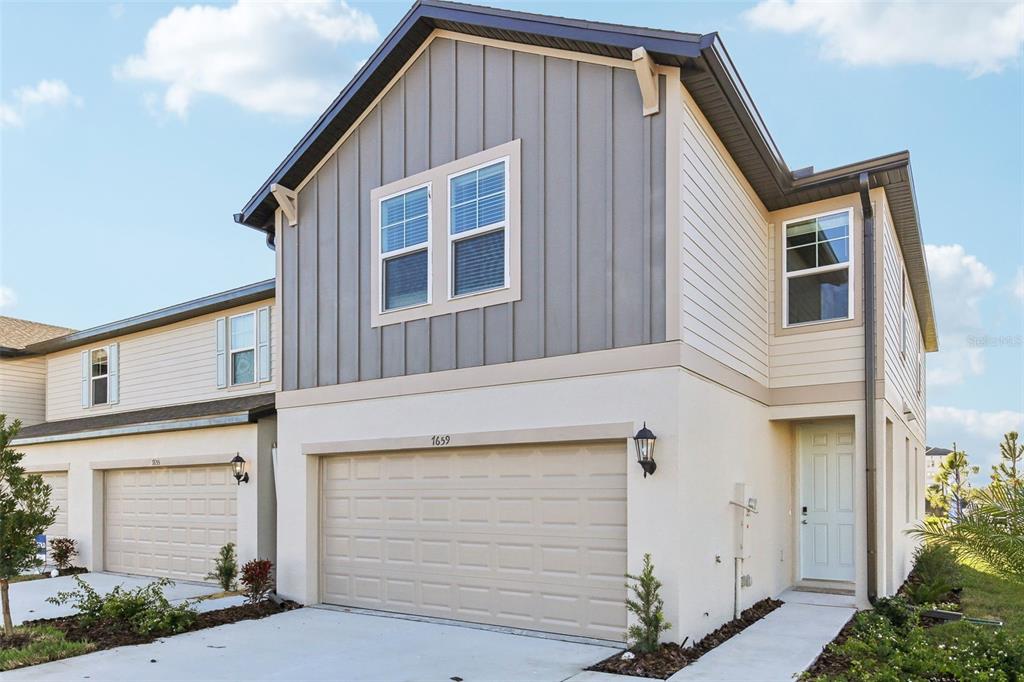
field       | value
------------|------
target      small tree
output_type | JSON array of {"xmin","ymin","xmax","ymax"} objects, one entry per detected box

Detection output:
[
  {"xmin": 991, "ymin": 431, "xmax": 1023, "ymax": 490},
  {"xmin": 624, "ymin": 553, "xmax": 671, "ymax": 653},
  {"xmin": 0, "ymin": 415, "xmax": 56, "ymax": 636},
  {"xmin": 207, "ymin": 542, "xmax": 239, "ymax": 591},
  {"xmin": 932, "ymin": 445, "xmax": 978, "ymax": 521}
]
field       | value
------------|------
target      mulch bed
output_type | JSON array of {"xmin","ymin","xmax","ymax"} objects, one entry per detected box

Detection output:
[
  {"xmin": 588, "ymin": 598, "xmax": 784, "ymax": 679},
  {"xmin": 19, "ymin": 600, "xmax": 300, "ymax": 657},
  {"xmin": 0, "ymin": 632, "xmax": 34, "ymax": 649}
]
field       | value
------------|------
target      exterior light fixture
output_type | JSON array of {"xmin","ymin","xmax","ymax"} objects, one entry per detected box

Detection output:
[
  {"xmin": 633, "ymin": 423, "xmax": 657, "ymax": 477},
  {"xmin": 230, "ymin": 454, "xmax": 249, "ymax": 485}
]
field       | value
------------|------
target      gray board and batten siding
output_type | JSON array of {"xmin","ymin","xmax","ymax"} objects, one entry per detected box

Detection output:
[{"xmin": 280, "ymin": 38, "xmax": 667, "ymax": 391}]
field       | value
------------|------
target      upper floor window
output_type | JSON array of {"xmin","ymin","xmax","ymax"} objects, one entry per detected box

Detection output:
[
  {"xmin": 370, "ymin": 139, "xmax": 521, "ymax": 328},
  {"xmin": 216, "ymin": 306, "xmax": 271, "ymax": 389},
  {"xmin": 783, "ymin": 209, "xmax": 853, "ymax": 327},
  {"xmin": 91, "ymin": 348, "xmax": 108, "ymax": 405},
  {"xmin": 230, "ymin": 313, "xmax": 256, "ymax": 385},
  {"xmin": 449, "ymin": 159, "xmax": 508, "ymax": 298},
  {"xmin": 380, "ymin": 185, "xmax": 431, "ymax": 312},
  {"xmin": 80, "ymin": 343, "xmax": 118, "ymax": 408}
]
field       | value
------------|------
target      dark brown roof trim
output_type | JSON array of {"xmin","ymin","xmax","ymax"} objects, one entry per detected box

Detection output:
[
  {"xmin": 24, "ymin": 279, "xmax": 274, "ymax": 356},
  {"xmin": 14, "ymin": 393, "xmax": 275, "ymax": 442}
]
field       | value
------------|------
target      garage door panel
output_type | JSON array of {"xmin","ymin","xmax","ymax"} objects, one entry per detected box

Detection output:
[
  {"xmin": 105, "ymin": 465, "xmax": 236, "ymax": 582},
  {"xmin": 40, "ymin": 472, "xmax": 68, "ymax": 539},
  {"xmin": 321, "ymin": 442, "xmax": 627, "ymax": 639}
]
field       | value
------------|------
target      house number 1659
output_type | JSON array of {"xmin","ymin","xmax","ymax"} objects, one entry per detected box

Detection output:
[{"xmin": 430, "ymin": 435, "xmax": 451, "ymax": 447}]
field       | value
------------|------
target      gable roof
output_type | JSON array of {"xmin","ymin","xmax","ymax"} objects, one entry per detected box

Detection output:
[
  {"xmin": 234, "ymin": 0, "xmax": 936, "ymax": 351},
  {"xmin": 0, "ymin": 316, "xmax": 75, "ymax": 355}
]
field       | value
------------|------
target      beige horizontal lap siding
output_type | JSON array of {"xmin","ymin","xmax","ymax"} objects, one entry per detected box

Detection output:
[
  {"xmin": 881, "ymin": 202, "xmax": 926, "ymax": 424},
  {"xmin": 45, "ymin": 299, "xmax": 277, "ymax": 422},
  {"xmin": 0, "ymin": 356, "xmax": 47, "ymax": 425},
  {"xmin": 679, "ymin": 94, "xmax": 769, "ymax": 386},
  {"xmin": 768, "ymin": 217, "xmax": 864, "ymax": 389}
]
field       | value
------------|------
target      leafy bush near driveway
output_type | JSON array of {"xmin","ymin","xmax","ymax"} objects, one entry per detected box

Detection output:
[
  {"xmin": 48, "ymin": 538, "xmax": 77, "ymax": 571},
  {"xmin": 206, "ymin": 542, "xmax": 238, "ymax": 591},
  {"xmin": 810, "ymin": 609, "xmax": 1024, "ymax": 681},
  {"xmin": 240, "ymin": 559, "xmax": 274, "ymax": 604},
  {"xmin": 46, "ymin": 576, "xmax": 197, "ymax": 636}
]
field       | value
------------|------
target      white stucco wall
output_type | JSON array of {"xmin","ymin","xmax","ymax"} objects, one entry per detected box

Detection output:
[
  {"xmin": 16, "ymin": 423, "xmax": 269, "ymax": 573},
  {"xmin": 274, "ymin": 365, "xmax": 817, "ymax": 643}
]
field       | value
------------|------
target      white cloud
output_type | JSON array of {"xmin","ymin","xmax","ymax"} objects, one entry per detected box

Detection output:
[
  {"xmin": 928, "ymin": 406, "xmax": 1023, "ymax": 442},
  {"xmin": 0, "ymin": 79, "xmax": 82, "ymax": 128},
  {"xmin": 1013, "ymin": 267, "xmax": 1024, "ymax": 301},
  {"xmin": 925, "ymin": 244, "xmax": 996, "ymax": 386},
  {"xmin": 744, "ymin": 0, "xmax": 1024, "ymax": 76},
  {"xmin": 0, "ymin": 286, "xmax": 16, "ymax": 308},
  {"xmin": 117, "ymin": 0, "xmax": 379, "ymax": 118}
]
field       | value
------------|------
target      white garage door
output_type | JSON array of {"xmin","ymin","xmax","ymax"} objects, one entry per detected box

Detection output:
[
  {"xmin": 320, "ymin": 442, "xmax": 627, "ymax": 640},
  {"xmin": 104, "ymin": 465, "xmax": 237, "ymax": 582},
  {"xmin": 40, "ymin": 472, "xmax": 68, "ymax": 539}
]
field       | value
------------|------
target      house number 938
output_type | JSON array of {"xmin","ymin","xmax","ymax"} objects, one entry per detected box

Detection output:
[{"xmin": 430, "ymin": 435, "xmax": 451, "ymax": 447}]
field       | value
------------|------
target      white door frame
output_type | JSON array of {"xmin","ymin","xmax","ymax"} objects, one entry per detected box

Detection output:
[{"xmin": 795, "ymin": 419, "xmax": 857, "ymax": 583}]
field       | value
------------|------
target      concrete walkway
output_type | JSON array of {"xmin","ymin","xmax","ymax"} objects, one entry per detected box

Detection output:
[
  {"xmin": 666, "ymin": 590, "xmax": 856, "ymax": 681},
  {"xmin": 5, "ymin": 606, "xmax": 619, "ymax": 681},
  {"xmin": 8, "ymin": 572, "xmax": 221, "ymax": 626}
]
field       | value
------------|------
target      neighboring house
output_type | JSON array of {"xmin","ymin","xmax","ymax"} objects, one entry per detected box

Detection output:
[
  {"xmin": 9, "ymin": 281, "xmax": 278, "ymax": 582},
  {"xmin": 232, "ymin": 0, "xmax": 937, "ymax": 644},
  {"xmin": 925, "ymin": 446, "xmax": 951, "ymax": 485},
  {"xmin": 0, "ymin": 316, "xmax": 75, "ymax": 426}
]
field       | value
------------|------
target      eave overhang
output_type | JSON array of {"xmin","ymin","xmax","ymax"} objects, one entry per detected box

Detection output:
[{"xmin": 234, "ymin": 0, "xmax": 936, "ymax": 351}]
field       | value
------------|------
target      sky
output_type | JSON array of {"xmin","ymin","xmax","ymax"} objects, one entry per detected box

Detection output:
[{"xmin": 1, "ymin": 0, "xmax": 1022, "ymax": 477}]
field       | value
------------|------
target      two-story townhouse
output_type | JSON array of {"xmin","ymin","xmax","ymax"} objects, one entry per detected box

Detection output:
[
  {"xmin": 233, "ymin": 0, "xmax": 937, "ymax": 644},
  {"xmin": 8, "ymin": 281, "xmax": 279, "ymax": 582}
]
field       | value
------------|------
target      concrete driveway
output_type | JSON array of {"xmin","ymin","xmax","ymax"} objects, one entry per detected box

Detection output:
[
  {"xmin": 8, "ymin": 572, "xmax": 221, "ymax": 626},
  {"xmin": 5, "ymin": 606, "xmax": 619, "ymax": 681}
]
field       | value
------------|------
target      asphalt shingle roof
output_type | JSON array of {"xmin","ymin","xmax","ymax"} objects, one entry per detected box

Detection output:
[{"xmin": 0, "ymin": 316, "xmax": 74, "ymax": 350}]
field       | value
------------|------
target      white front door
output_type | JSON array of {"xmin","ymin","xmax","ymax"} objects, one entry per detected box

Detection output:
[{"xmin": 799, "ymin": 422, "xmax": 855, "ymax": 581}]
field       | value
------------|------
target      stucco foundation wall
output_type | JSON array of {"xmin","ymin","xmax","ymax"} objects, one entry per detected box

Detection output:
[
  {"xmin": 275, "ymin": 365, "xmax": 798, "ymax": 642},
  {"xmin": 17, "ymin": 423, "xmax": 269, "ymax": 575},
  {"xmin": 877, "ymin": 398, "xmax": 925, "ymax": 596}
]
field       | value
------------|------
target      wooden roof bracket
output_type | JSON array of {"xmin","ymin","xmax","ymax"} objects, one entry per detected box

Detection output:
[
  {"xmin": 271, "ymin": 184, "xmax": 298, "ymax": 227},
  {"xmin": 632, "ymin": 47, "xmax": 660, "ymax": 116}
]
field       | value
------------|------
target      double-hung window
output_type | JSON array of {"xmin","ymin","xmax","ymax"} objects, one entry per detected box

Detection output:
[
  {"xmin": 90, "ymin": 348, "xmax": 109, "ymax": 405},
  {"xmin": 379, "ymin": 185, "xmax": 430, "ymax": 311},
  {"xmin": 448, "ymin": 159, "xmax": 509, "ymax": 298},
  {"xmin": 229, "ymin": 312, "xmax": 256, "ymax": 385},
  {"xmin": 783, "ymin": 209, "xmax": 853, "ymax": 327}
]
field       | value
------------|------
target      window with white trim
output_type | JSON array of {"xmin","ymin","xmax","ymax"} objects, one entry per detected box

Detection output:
[
  {"xmin": 448, "ymin": 159, "xmax": 509, "ymax": 298},
  {"xmin": 379, "ymin": 184, "xmax": 430, "ymax": 311},
  {"xmin": 229, "ymin": 312, "xmax": 256, "ymax": 385},
  {"xmin": 80, "ymin": 343, "xmax": 118, "ymax": 408},
  {"xmin": 783, "ymin": 209, "xmax": 853, "ymax": 326},
  {"xmin": 91, "ymin": 348, "xmax": 109, "ymax": 405}
]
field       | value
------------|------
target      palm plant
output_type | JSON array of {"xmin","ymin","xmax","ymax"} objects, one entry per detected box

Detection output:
[{"xmin": 908, "ymin": 483, "xmax": 1024, "ymax": 583}]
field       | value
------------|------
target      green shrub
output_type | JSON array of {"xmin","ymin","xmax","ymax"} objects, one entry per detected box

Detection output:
[
  {"xmin": 813, "ymin": 610, "xmax": 1024, "ymax": 681},
  {"xmin": 624, "ymin": 553, "xmax": 671, "ymax": 653},
  {"xmin": 870, "ymin": 595, "xmax": 918, "ymax": 630},
  {"xmin": 206, "ymin": 542, "xmax": 238, "ymax": 591},
  {"xmin": 913, "ymin": 544, "xmax": 962, "ymax": 588},
  {"xmin": 47, "ymin": 576, "xmax": 197, "ymax": 636}
]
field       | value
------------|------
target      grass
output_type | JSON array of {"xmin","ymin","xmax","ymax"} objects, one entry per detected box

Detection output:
[
  {"xmin": 959, "ymin": 560, "xmax": 1024, "ymax": 636},
  {"xmin": 0, "ymin": 626, "xmax": 94, "ymax": 671}
]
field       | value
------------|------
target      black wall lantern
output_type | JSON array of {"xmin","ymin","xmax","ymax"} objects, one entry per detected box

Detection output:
[
  {"xmin": 230, "ymin": 454, "xmax": 249, "ymax": 485},
  {"xmin": 633, "ymin": 423, "xmax": 657, "ymax": 477}
]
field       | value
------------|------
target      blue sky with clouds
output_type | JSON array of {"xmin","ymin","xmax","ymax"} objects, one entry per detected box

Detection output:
[{"xmin": 1, "ymin": 1, "xmax": 1022, "ymax": 474}]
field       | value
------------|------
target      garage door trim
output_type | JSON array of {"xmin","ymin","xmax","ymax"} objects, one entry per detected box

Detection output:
[
  {"xmin": 91, "ymin": 451, "xmax": 240, "ymax": 471},
  {"xmin": 303, "ymin": 422, "xmax": 634, "ymax": 456}
]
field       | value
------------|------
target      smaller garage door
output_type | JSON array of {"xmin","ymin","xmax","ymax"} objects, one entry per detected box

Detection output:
[
  {"xmin": 104, "ymin": 465, "xmax": 237, "ymax": 582},
  {"xmin": 40, "ymin": 472, "xmax": 68, "ymax": 539}
]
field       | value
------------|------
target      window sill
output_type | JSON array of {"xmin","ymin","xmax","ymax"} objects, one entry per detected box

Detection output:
[{"xmin": 777, "ymin": 315, "xmax": 861, "ymax": 336}]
